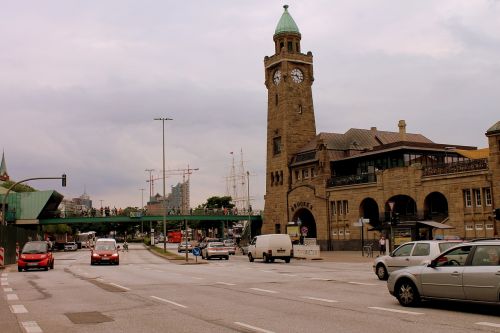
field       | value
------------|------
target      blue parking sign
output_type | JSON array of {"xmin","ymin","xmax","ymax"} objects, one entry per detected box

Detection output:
[{"xmin": 192, "ymin": 247, "xmax": 201, "ymax": 256}]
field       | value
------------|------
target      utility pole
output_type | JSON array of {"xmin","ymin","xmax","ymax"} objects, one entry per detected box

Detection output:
[{"xmin": 139, "ymin": 188, "xmax": 145, "ymax": 234}]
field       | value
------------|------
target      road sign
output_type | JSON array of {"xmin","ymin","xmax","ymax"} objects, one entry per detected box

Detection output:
[{"xmin": 192, "ymin": 247, "xmax": 201, "ymax": 256}]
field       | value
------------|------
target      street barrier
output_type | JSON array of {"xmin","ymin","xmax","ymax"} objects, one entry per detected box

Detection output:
[{"xmin": 0, "ymin": 247, "xmax": 4, "ymax": 267}]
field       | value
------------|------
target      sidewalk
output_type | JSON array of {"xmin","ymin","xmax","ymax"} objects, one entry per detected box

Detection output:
[
  {"xmin": 314, "ymin": 250, "xmax": 377, "ymax": 263},
  {"xmin": 0, "ymin": 267, "xmax": 23, "ymax": 333}
]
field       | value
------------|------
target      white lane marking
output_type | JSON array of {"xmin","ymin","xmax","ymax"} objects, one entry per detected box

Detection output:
[
  {"xmin": 302, "ymin": 296, "xmax": 338, "ymax": 303},
  {"xmin": 150, "ymin": 296, "xmax": 187, "ymax": 308},
  {"xmin": 3, "ymin": 288, "xmax": 13, "ymax": 292},
  {"xmin": 10, "ymin": 304, "xmax": 28, "ymax": 313},
  {"xmin": 109, "ymin": 283, "xmax": 130, "ymax": 291},
  {"xmin": 310, "ymin": 277, "xmax": 330, "ymax": 281},
  {"xmin": 260, "ymin": 270, "xmax": 274, "ymax": 273},
  {"xmin": 476, "ymin": 322, "xmax": 500, "ymax": 328},
  {"xmin": 6, "ymin": 293, "xmax": 19, "ymax": 301},
  {"xmin": 234, "ymin": 322, "xmax": 276, "ymax": 333},
  {"xmin": 348, "ymin": 282, "xmax": 377, "ymax": 286},
  {"xmin": 21, "ymin": 321, "xmax": 43, "ymax": 333},
  {"xmin": 97, "ymin": 278, "xmax": 104, "ymax": 282},
  {"xmin": 369, "ymin": 307, "xmax": 424, "ymax": 315},
  {"xmin": 281, "ymin": 274, "xmax": 297, "ymax": 277},
  {"xmin": 192, "ymin": 277, "xmax": 204, "ymax": 280},
  {"xmin": 1, "ymin": 273, "xmax": 7, "ymax": 277},
  {"xmin": 1, "ymin": 281, "xmax": 9, "ymax": 286},
  {"xmin": 250, "ymin": 288, "xmax": 278, "ymax": 294},
  {"xmin": 216, "ymin": 282, "xmax": 236, "ymax": 286}
]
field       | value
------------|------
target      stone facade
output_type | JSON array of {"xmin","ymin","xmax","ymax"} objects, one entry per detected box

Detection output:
[{"xmin": 262, "ymin": 6, "xmax": 500, "ymax": 250}]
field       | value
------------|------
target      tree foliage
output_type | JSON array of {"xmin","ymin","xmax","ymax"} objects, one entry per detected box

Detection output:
[
  {"xmin": 202, "ymin": 196, "xmax": 234, "ymax": 209},
  {"xmin": 1, "ymin": 180, "xmax": 37, "ymax": 193}
]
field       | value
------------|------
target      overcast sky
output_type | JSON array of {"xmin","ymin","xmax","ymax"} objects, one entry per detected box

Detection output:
[{"xmin": 1, "ymin": 0, "xmax": 499, "ymax": 211}]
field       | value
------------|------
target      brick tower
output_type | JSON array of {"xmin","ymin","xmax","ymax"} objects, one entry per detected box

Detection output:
[{"xmin": 263, "ymin": 5, "xmax": 317, "ymax": 234}]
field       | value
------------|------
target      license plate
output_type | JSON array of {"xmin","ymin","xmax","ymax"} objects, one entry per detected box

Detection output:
[
  {"xmin": 27, "ymin": 263, "xmax": 38, "ymax": 266},
  {"xmin": 101, "ymin": 257, "xmax": 109, "ymax": 260}
]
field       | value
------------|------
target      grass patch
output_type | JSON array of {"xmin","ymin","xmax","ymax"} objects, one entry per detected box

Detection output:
[{"xmin": 149, "ymin": 246, "xmax": 192, "ymax": 261}]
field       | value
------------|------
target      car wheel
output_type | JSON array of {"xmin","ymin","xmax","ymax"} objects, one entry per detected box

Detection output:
[
  {"xmin": 18, "ymin": 267, "xmax": 22, "ymax": 272},
  {"xmin": 396, "ymin": 279, "xmax": 420, "ymax": 307},
  {"xmin": 376, "ymin": 264, "xmax": 388, "ymax": 280},
  {"xmin": 285, "ymin": 257, "xmax": 291, "ymax": 263},
  {"xmin": 116, "ymin": 261, "xmax": 120, "ymax": 265},
  {"xmin": 225, "ymin": 256, "xmax": 229, "ymax": 260},
  {"xmin": 248, "ymin": 253, "xmax": 254, "ymax": 262},
  {"xmin": 44, "ymin": 266, "xmax": 49, "ymax": 271},
  {"xmin": 263, "ymin": 253, "xmax": 269, "ymax": 263},
  {"xmin": 50, "ymin": 261, "xmax": 54, "ymax": 269}
]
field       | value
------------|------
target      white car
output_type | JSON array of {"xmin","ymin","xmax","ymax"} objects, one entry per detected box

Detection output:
[
  {"xmin": 373, "ymin": 240, "xmax": 461, "ymax": 280},
  {"xmin": 248, "ymin": 234, "xmax": 293, "ymax": 263},
  {"xmin": 64, "ymin": 242, "xmax": 78, "ymax": 251}
]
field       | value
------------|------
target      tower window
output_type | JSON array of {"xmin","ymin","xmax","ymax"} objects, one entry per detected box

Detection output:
[
  {"xmin": 273, "ymin": 137, "xmax": 282, "ymax": 155},
  {"xmin": 288, "ymin": 41, "xmax": 293, "ymax": 52},
  {"xmin": 279, "ymin": 41, "xmax": 284, "ymax": 52},
  {"xmin": 296, "ymin": 42, "xmax": 300, "ymax": 53}
]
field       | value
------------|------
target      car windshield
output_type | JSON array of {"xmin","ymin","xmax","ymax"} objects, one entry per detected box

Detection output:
[
  {"xmin": 95, "ymin": 242, "xmax": 116, "ymax": 251},
  {"xmin": 22, "ymin": 242, "xmax": 47, "ymax": 254},
  {"xmin": 209, "ymin": 243, "xmax": 224, "ymax": 248}
]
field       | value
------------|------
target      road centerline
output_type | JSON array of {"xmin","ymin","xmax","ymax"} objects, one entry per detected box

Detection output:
[
  {"xmin": 150, "ymin": 296, "xmax": 187, "ymax": 308},
  {"xmin": 234, "ymin": 321, "xmax": 276, "ymax": 333},
  {"xmin": 369, "ymin": 306, "xmax": 424, "ymax": 315},
  {"xmin": 250, "ymin": 288, "xmax": 278, "ymax": 294}
]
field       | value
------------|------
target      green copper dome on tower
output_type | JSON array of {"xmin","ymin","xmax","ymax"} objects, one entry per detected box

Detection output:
[{"xmin": 274, "ymin": 5, "xmax": 300, "ymax": 35}]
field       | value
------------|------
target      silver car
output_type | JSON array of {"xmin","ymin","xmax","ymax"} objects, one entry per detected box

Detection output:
[
  {"xmin": 201, "ymin": 242, "xmax": 229, "ymax": 260},
  {"xmin": 373, "ymin": 240, "xmax": 461, "ymax": 280},
  {"xmin": 387, "ymin": 240, "xmax": 500, "ymax": 306}
]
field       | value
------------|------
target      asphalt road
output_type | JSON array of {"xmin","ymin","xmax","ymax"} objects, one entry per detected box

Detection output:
[{"xmin": 1, "ymin": 243, "xmax": 500, "ymax": 333}]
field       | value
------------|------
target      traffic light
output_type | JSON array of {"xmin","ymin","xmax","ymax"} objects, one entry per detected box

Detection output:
[{"xmin": 62, "ymin": 174, "xmax": 67, "ymax": 187}]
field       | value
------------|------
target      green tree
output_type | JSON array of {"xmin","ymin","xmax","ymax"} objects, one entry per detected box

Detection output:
[
  {"xmin": 1, "ymin": 180, "xmax": 37, "ymax": 193},
  {"xmin": 203, "ymin": 196, "xmax": 234, "ymax": 209}
]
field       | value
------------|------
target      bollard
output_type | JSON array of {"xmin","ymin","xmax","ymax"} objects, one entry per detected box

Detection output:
[{"xmin": 0, "ymin": 247, "xmax": 4, "ymax": 267}]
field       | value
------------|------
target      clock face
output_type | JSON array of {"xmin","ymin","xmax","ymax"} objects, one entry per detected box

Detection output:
[
  {"xmin": 273, "ymin": 70, "xmax": 282, "ymax": 85},
  {"xmin": 291, "ymin": 68, "xmax": 304, "ymax": 83}
]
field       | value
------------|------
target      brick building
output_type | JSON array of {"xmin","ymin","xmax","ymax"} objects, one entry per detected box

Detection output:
[{"xmin": 263, "ymin": 5, "xmax": 500, "ymax": 250}]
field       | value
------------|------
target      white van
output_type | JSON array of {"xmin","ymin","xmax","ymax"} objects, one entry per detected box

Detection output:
[{"xmin": 247, "ymin": 234, "xmax": 293, "ymax": 263}]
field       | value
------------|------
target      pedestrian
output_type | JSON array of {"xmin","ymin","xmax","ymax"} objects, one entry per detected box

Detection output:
[{"xmin": 379, "ymin": 235, "xmax": 386, "ymax": 255}]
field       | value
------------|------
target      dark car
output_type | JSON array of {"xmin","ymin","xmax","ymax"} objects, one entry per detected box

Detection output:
[
  {"xmin": 91, "ymin": 238, "xmax": 120, "ymax": 265},
  {"xmin": 18, "ymin": 241, "xmax": 54, "ymax": 272}
]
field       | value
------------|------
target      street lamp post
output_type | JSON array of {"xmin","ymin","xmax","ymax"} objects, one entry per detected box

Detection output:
[
  {"xmin": 154, "ymin": 117, "xmax": 173, "ymax": 253},
  {"xmin": 247, "ymin": 171, "xmax": 251, "ymax": 242},
  {"xmin": 139, "ymin": 188, "xmax": 145, "ymax": 234},
  {"xmin": 145, "ymin": 169, "xmax": 154, "ymax": 237}
]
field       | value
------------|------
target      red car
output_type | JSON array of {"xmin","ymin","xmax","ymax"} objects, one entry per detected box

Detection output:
[
  {"xmin": 18, "ymin": 241, "xmax": 54, "ymax": 272},
  {"xmin": 91, "ymin": 239, "xmax": 120, "ymax": 265}
]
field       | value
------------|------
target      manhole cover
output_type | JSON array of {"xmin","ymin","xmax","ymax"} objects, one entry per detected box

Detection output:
[{"xmin": 65, "ymin": 311, "xmax": 114, "ymax": 324}]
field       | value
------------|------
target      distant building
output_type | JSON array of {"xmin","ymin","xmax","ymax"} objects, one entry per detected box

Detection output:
[
  {"xmin": 262, "ymin": 5, "xmax": 500, "ymax": 250},
  {"xmin": 146, "ymin": 181, "xmax": 190, "ymax": 215}
]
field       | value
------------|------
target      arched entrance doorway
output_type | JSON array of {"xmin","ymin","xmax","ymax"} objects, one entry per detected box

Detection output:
[
  {"xmin": 292, "ymin": 208, "xmax": 317, "ymax": 239},
  {"xmin": 424, "ymin": 192, "xmax": 448, "ymax": 222},
  {"xmin": 385, "ymin": 195, "xmax": 417, "ymax": 222},
  {"xmin": 359, "ymin": 198, "xmax": 380, "ymax": 228}
]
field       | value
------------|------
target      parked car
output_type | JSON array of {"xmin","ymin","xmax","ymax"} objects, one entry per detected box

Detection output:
[
  {"xmin": 18, "ymin": 241, "xmax": 54, "ymax": 272},
  {"xmin": 223, "ymin": 239, "xmax": 236, "ymax": 255},
  {"xmin": 201, "ymin": 242, "xmax": 229, "ymax": 260},
  {"xmin": 91, "ymin": 238, "xmax": 120, "ymax": 265},
  {"xmin": 247, "ymin": 234, "xmax": 293, "ymax": 263},
  {"xmin": 388, "ymin": 240, "xmax": 500, "ymax": 306},
  {"xmin": 373, "ymin": 240, "xmax": 462, "ymax": 280},
  {"xmin": 178, "ymin": 242, "xmax": 193, "ymax": 253},
  {"xmin": 64, "ymin": 242, "xmax": 78, "ymax": 251}
]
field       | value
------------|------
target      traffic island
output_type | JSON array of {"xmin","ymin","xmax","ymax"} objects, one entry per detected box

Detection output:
[{"xmin": 145, "ymin": 244, "xmax": 207, "ymax": 265}]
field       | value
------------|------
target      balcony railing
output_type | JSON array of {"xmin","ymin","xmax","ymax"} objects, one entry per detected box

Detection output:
[
  {"xmin": 327, "ymin": 173, "xmax": 376, "ymax": 188},
  {"xmin": 422, "ymin": 158, "xmax": 488, "ymax": 177}
]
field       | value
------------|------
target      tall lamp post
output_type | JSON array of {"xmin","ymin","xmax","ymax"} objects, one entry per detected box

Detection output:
[
  {"xmin": 145, "ymin": 169, "xmax": 154, "ymax": 236},
  {"xmin": 139, "ymin": 188, "xmax": 145, "ymax": 234},
  {"xmin": 247, "ymin": 171, "xmax": 251, "ymax": 242},
  {"xmin": 154, "ymin": 117, "xmax": 173, "ymax": 252}
]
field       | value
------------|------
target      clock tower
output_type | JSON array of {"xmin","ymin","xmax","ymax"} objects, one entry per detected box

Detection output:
[{"xmin": 263, "ymin": 5, "xmax": 317, "ymax": 234}]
